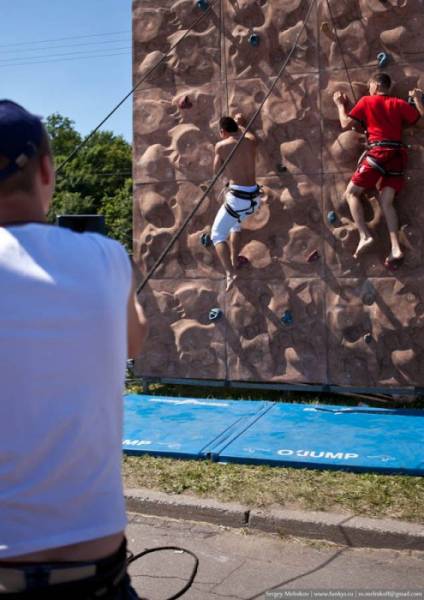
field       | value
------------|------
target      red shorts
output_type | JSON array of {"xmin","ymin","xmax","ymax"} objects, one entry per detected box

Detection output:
[{"xmin": 351, "ymin": 146, "xmax": 407, "ymax": 193}]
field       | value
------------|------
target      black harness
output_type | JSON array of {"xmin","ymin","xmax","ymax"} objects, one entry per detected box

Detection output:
[
  {"xmin": 359, "ymin": 140, "xmax": 405, "ymax": 177},
  {"xmin": 225, "ymin": 185, "xmax": 261, "ymax": 222}
]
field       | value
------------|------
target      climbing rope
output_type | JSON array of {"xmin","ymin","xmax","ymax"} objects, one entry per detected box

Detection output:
[
  {"xmin": 56, "ymin": 0, "xmax": 218, "ymax": 175},
  {"xmin": 325, "ymin": 0, "xmax": 357, "ymax": 103},
  {"xmin": 137, "ymin": 0, "xmax": 317, "ymax": 294},
  {"xmin": 221, "ymin": 0, "xmax": 230, "ymax": 115}
]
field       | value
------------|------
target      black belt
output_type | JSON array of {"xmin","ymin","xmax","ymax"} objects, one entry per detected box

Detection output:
[
  {"xmin": 229, "ymin": 185, "xmax": 260, "ymax": 200},
  {"xmin": 225, "ymin": 186, "xmax": 260, "ymax": 222},
  {"xmin": 0, "ymin": 541, "xmax": 128, "ymax": 596}
]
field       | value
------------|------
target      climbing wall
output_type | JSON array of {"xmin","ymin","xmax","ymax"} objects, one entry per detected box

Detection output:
[{"xmin": 132, "ymin": 0, "xmax": 424, "ymax": 390}]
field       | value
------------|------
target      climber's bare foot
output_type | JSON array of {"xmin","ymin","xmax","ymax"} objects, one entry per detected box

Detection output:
[
  {"xmin": 353, "ymin": 236, "xmax": 374, "ymax": 259},
  {"xmin": 226, "ymin": 273, "xmax": 237, "ymax": 292},
  {"xmin": 384, "ymin": 250, "xmax": 404, "ymax": 271},
  {"xmin": 388, "ymin": 249, "xmax": 403, "ymax": 262}
]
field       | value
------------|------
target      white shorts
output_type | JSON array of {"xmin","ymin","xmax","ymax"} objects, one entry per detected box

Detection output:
[{"xmin": 210, "ymin": 184, "xmax": 261, "ymax": 245}]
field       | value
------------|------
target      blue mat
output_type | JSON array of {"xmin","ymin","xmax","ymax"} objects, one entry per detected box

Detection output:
[
  {"xmin": 123, "ymin": 395, "xmax": 424, "ymax": 475},
  {"xmin": 214, "ymin": 403, "xmax": 424, "ymax": 475},
  {"xmin": 123, "ymin": 394, "xmax": 272, "ymax": 459}
]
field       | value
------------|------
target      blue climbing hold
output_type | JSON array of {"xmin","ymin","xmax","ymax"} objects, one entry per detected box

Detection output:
[
  {"xmin": 209, "ymin": 308, "xmax": 222, "ymax": 322},
  {"xmin": 248, "ymin": 33, "xmax": 260, "ymax": 47},
  {"xmin": 280, "ymin": 310, "xmax": 293, "ymax": 326},
  {"xmin": 201, "ymin": 232, "xmax": 212, "ymax": 247},
  {"xmin": 327, "ymin": 210, "xmax": 337, "ymax": 225},
  {"xmin": 377, "ymin": 52, "xmax": 389, "ymax": 68},
  {"xmin": 196, "ymin": 0, "xmax": 209, "ymax": 10}
]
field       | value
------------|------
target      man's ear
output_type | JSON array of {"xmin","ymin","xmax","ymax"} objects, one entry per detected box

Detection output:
[{"xmin": 39, "ymin": 154, "xmax": 54, "ymax": 186}]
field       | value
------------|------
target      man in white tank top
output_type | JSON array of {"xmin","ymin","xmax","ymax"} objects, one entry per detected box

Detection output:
[{"xmin": 0, "ymin": 100, "xmax": 147, "ymax": 598}]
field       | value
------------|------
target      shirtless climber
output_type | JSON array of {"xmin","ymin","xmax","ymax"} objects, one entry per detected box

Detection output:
[
  {"xmin": 211, "ymin": 113, "xmax": 260, "ymax": 291},
  {"xmin": 333, "ymin": 72, "xmax": 424, "ymax": 267}
]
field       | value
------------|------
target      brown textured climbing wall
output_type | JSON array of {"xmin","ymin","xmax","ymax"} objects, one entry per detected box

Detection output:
[{"xmin": 133, "ymin": 0, "xmax": 424, "ymax": 389}]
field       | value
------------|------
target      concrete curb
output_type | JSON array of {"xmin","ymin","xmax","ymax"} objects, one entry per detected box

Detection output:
[{"xmin": 125, "ymin": 488, "xmax": 424, "ymax": 551}]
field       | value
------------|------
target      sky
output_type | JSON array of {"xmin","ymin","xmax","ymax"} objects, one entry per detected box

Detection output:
[{"xmin": 1, "ymin": 0, "xmax": 133, "ymax": 141}]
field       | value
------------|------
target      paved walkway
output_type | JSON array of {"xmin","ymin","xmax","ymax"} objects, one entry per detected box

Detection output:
[{"xmin": 127, "ymin": 513, "xmax": 424, "ymax": 600}]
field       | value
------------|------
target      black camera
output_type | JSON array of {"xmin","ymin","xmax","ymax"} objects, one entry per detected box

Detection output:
[{"xmin": 56, "ymin": 214, "xmax": 107, "ymax": 235}]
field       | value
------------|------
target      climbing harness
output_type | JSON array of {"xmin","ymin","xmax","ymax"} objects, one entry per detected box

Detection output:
[
  {"xmin": 357, "ymin": 140, "xmax": 405, "ymax": 178},
  {"xmin": 137, "ymin": 0, "xmax": 317, "ymax": 294},
  {"xmin": 224, "ymin": 186, "xmax": 261, "ymax": 222}
]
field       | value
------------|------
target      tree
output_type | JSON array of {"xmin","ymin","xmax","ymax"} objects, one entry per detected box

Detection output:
[
  {"xmin": 46, "ymin": 114, "xmax": 133, "ymax": 252},
  {"xmin": 102, "ymin": 179, "xmax": 133, "ymax": 251}
]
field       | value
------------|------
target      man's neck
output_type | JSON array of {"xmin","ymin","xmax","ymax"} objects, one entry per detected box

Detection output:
[
  {"xmin": 0, "ymin": 194, "xmax": 46, "ymax": 227},
  {"xmin": 0, "ymin": 218, "xmax": 46, "ymax": 227}
]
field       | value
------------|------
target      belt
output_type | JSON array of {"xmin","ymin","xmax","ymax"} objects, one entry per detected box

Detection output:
[
  {"xmin": 0, "ymin": 564, "xmax": 97, "ymax": 593},
  {"xmin": 229, "ymin": 185, "xmax": 260, "ymax": 200},
  {"xmin": 0, "ymin": 541, "xmax": 127, "ymax": 594}
]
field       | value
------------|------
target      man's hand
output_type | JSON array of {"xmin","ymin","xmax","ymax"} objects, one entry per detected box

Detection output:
[
  {"xmin": 127, "ymin": 270, "xmax": 148, "ymax": 359},
  {"xmin": 409, "ymin": 88, "xmax": 423, "ymax": 103},
  {"xmin": 333, "ymin": 91, "xmax": 348, "ymax": 107},
  {"xmin": 234, "ymin": 113, "xmax": 247, "ymax": 128},
  {"xmin": 409, "ymin": 88, "xmax": 424, "ymax": 117}
]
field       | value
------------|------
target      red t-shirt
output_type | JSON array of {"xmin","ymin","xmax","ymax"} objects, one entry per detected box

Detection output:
[{"xmin": 348, "ymin": 95, "xmax": 420, "ymax": 142}]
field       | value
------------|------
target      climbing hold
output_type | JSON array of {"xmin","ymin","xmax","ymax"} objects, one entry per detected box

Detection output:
[
  {"xmin": 209, "ymin": 308, "xmax": 222, "ymax": 322},
  {"xmin": 236, "ymin": 255, "xmax": 249, "ymax": 269},
  {"xmin": 280, "ymin": 310, "xmax": 293, "ymax": 326},
  {"xmin": 364, "ymin": 333, "xmax": 373, "ymax": 344},
  {"xmin": 196, "ymin": 0, "xmax": 209, "ymax": 10},
  {"xmin": 307, "ymin": 250, "xmax": 320, "ymax": 263},
  {"xmin": 327, "ymin": 210, "xmax": 337, "ymax": 225},
  {"xmin": 248, "ymin": 33, "xmax": 260, "ymax": 47},
  {"xmin": 178, "ymin": 95, "xmax": 193, "ymax": 109},
  {"xmin": 276, "ymin": 164, "xmax": 287, "ymax": 173},
  {"xmin": 200, "ymin": 232, "xmax": 212, "ymax": 247},
  {"xmin": 320, "ymin": 22, "xmax": 336, "ymax": 42},
  {"xmin": 377, "ymin": 52, "xmax": 389, "ymax": 68}
]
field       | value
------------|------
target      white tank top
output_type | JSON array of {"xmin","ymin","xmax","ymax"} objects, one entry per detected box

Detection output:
[{"xmin": 0, "ymin": 223, "xmax": 131, "ymax": 558}]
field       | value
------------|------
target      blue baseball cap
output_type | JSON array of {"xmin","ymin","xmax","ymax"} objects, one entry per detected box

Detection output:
[{"xmin": 0, "ymin": 100, "xmax": 44, "ymax": 182}]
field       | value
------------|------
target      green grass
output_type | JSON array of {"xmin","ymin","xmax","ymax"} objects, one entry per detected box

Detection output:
[
  {"xmin": 123, "ymin": 381, "xmax": 424, "ymax": 523},
  {"xmin": 123, "ymin": 455, "xmax": 424, "ymax": 523},
  {"xmin": 125, "ymin": 379, "xmax": 424, "ymax": 409}
]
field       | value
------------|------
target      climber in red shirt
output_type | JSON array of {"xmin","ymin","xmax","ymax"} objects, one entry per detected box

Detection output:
[{"xmin": 333, "ymin": 72, "xmax": 423, "ymax": 267}]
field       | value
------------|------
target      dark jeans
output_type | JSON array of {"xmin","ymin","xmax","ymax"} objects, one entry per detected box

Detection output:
[{"xmin": 0, "ymin": 540, "xmax": 140, "ymax": 599}]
